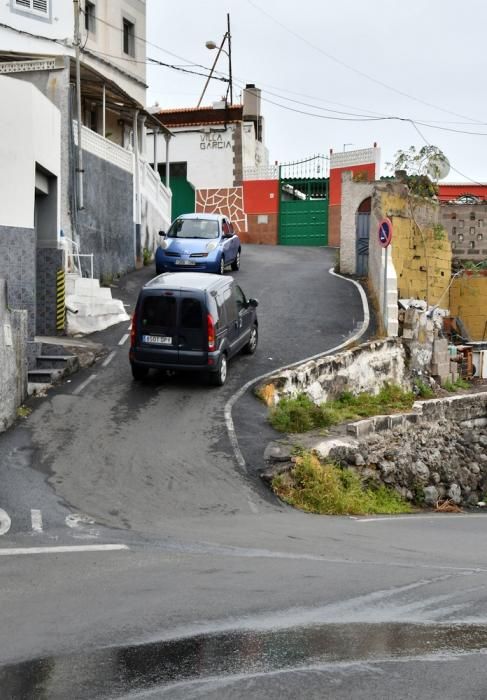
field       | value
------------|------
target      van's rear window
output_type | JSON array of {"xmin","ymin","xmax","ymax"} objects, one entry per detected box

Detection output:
[
  {"xmin": 141, "ymin": 296, "xmax": 176, "ymax": 330},
  {"xmin": 180, "ymin": 298, "xmax": 202, "ymax": 329}
]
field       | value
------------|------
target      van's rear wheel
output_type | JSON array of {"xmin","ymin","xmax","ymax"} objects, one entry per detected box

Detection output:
[
  {"xmin": 210, "ymin": 354, "xmax": 227, "ymax": 386},
  {"xmin": 244, "ymin": 324, "xmax": 258, "ymax": 354},
  {"xmin": 131, "ymin": 363, "xmax": 148, "ymax": 380}
]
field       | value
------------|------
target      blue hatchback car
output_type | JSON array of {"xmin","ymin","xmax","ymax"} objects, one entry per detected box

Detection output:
[{"xmin": 155, "ymin": 213, "xmax": 241, "ymax": 276}]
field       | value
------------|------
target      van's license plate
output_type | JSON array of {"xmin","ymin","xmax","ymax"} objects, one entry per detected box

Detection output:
[{"xmin": 143, "ymin": 335, "xmax": 172, "ymax": 345}]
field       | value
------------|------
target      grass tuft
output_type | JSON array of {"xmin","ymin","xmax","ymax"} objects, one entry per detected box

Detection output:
[
  {"xmin": 442, "ymin": 377, "xmax": 471, "ymax": 392},
  {"xmin": 272, "ymin": 452, "xmax": 412, "ymax": 515},
  {"xmin": 269, "ymin": 384, "xmax": 415, "ymax": 433}
]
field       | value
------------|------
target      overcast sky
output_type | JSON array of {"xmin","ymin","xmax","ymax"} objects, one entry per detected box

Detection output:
[{"xmin": 146, "ymin": 1, "xmax": 485, "ymax": 182}]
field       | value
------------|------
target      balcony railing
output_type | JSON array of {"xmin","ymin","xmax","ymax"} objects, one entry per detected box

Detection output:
[{"xmin": 73, "ymin": 122, "xmax": 134, "ymax": 173}]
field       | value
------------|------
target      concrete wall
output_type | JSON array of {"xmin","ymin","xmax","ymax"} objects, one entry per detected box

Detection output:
[
  {"xmin": 77, "ymin": 151, "xmax": 135, "ymax": 281},
  {"xmin": 242, "ymin": 179, "xmax": 279, "ymax": 244},
  {"xmin": 450, "ymin": 274, "xmax": 487, "ymax": 340},
  {"xmin": 260, "ymin": 338, "xmax": 410, "ymax": 405},
  {"xmin": 0, "ymin": 1, "xmax": 72, "ymax": 48},
  {"xmin": 0, "ymin": 280, "xmax": 28, "ymax": 432}
]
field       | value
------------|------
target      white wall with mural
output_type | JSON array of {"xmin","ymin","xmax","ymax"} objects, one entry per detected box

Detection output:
[
  {"xmin": 149, "ymin": 125, "xmax": 236, "ymax": 190},
  {"xmin": 0, "ymin": 75, "xmax": 60, "ymax": 230}
]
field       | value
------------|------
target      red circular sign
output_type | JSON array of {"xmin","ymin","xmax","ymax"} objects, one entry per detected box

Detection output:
[{"xmin": 378, "ymin": 218, "xmax": 393, "ymax": 248}]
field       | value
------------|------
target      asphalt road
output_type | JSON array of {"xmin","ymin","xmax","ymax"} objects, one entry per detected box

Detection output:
[{"xmin": 1, "ymin": 245, "xmax": 487, "ymax": 699}]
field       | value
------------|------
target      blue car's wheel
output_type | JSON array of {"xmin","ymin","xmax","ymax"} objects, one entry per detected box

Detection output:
[
  {"xmin": 231, "ymin": 249, "xmax": 240, "ymax": 271},
  {"xmin": 218, "ymin": 256, "xmax": 225, "ymax": 275}
]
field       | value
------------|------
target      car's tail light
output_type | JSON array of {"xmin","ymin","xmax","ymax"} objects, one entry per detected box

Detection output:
[
  {"xmin": 207, "ymin": 313, "xmax": 216, "ymax": 351},
  {"xmin": 130, "ymin": 311, "xmax": 137, "ymax": 347}
]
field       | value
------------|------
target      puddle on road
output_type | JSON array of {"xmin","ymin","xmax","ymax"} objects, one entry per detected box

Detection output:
[{"xmin": 2, "ymin": 622, "xmax": 487, "ymax": 699}]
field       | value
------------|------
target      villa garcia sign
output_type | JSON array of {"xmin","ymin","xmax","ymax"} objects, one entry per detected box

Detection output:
[{"xmin": 200, "ymin": 133, "xmax": 232, "ymax": 151}]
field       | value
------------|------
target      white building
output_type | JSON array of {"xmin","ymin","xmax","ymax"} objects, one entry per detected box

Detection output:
[{"xmin": 0, "ymin": 0, "xmax": 171, "ymax": 338}]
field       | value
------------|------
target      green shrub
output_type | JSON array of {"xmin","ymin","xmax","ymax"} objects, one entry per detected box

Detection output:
[
  {"xmin": 415, "ymin": 379, "xmax": 435, "ymax": 398},
  {"xmin": 272, "ymin": 453, "xmax": 412, "ymax": 515}
]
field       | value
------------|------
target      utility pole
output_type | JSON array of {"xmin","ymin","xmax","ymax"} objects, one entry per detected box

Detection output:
[
  {"xmin": 227, "ymin": 13, "xmax": 233, "ymax": 105},
  {"xmin": 73, "ymin": 0, "xmax": 84, "ymax": 209}
]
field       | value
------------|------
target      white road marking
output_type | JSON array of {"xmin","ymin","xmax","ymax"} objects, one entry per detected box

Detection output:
[
  {"xmin": 0, "ymin": 544, "xmax": 128, "ymax": 556},
  {"xmin": 224, "ymin": 267, "xmax": 370, "ymax": 472},
  {"xmin": 102, "ymin": 351, "xmax": 116, "ymax": 367},
  {"xmin": 72, "ymin": 373, "xmax": 97, "ymax": 396},
  {"xmin": 118, "ymin": 333, "xmax": 129, "ymax": 346},
  {"xmin": 127, "ymin": 324, "xmax": 132, "ymax": 331},
  {"xmin": 0, "ymin": 509, "xmax": 11, "ymax": 536},
  {"xmin": 31, "ymin": 509, "xmax": 43, "ymax": 533},
  {"xmin": 351, "ymin": 514, "xmax": 487, "ymax": 523}
]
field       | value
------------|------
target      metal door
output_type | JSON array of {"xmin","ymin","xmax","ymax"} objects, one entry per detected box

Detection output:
[
  {"xmin": 356, "ymin": 212, "xmax": 370, "ymax": 276},
  {"xmin": 278, "ymin": 155, "xmax": 329, "ymax": 246}
]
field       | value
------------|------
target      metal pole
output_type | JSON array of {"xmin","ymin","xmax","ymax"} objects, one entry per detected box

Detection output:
[
  {"xmin": 74, "ymin": 0, "xmax": 84, "ymax": 209},
  {"xmin": 102, "ymin": 83, "xmax": 106, "ymax": 137},
  {"xmin": 227, "ymin": 13, "xmax": 233, "ymax": 105},
  {"xmin": 153, "ymin": 128, "xmax": 158, "ymax": 173},
  {"xmin": 164, "ymin": 133, "xmax": 170, "ymax": 189},
  {"xmin": 197, "ymin": 35, "xmax": 226, "ymax": 108},
  {"xmin": 383, "ymin": 246, "xmax": 389, "ymax": 334}
]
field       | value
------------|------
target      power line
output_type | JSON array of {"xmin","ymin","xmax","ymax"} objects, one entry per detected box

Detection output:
[{"xmin": 245, "ymin": 0, "xmax": 485, "ymax": 126}]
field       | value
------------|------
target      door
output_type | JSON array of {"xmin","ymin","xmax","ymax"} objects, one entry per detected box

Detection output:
[
  {"xmin": 234, "ymin": 284, "xmax": 253, "ymax": 351},
  {"xmin": 138, "ymin": 292, "xmax": 179, "ymax": 364},
  {"xmin": 221, "ymin": 219, "xmax": 237, "ymax": 262},
  {"xmin": 178, "ymin": 294, "xmax": 207, "ymax": 366},
  {"xmin": 356, "ymin": 210, "xmax": 371, "ymax": 276}
]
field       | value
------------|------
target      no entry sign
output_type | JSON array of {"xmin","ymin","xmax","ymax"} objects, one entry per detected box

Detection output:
[{"xmin": 378, "ymin": 218, "xmax": 393, "ymax": 248}]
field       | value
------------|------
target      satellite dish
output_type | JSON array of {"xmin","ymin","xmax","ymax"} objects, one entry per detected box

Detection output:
[{"xmin": 426, "ymin": 155, "xmax": 450, "ymax": 181}]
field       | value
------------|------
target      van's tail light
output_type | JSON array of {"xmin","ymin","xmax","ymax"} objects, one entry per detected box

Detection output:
[
  {"xmin": 130, "ymin": 311, "xmax": 137, "ymax": 347},
  {"xmin": 207, "ymin": 313, "xmax": 216, "ymax": 351}
]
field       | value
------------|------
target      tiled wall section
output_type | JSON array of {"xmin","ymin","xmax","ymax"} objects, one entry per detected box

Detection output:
[
  {"xmin": 36, "ymin": 248, "xmax": 63, "ymax": 336},
  {"xmin": 196, "ymin": 188, "xmax": 247, "ymax": 234},
  {"xmin": 0, "ymin": 226, "xmax": 36, "ymax": 339},
  {"xmin": 243, "ymin": 214, "xmax": 278, "ymax": 244}
]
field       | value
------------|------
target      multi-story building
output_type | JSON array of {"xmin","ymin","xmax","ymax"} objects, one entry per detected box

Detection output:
[{"xmin": 0, "ymin": 0, "xmax": 171, "ymax": 343}]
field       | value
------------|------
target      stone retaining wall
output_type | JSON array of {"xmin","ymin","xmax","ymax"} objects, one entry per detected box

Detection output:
[
  {"xmin": 309, "ymin": 392, "xmax": 487, "ymax": 507},
  {"xmin": 0, "ymin": 279, "xmax": 28, "ymax": 432}
]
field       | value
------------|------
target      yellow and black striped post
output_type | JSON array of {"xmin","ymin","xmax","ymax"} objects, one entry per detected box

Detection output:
[{"xmin": 56, "ymin": 269, "xmax": 66, "ymax": 332}]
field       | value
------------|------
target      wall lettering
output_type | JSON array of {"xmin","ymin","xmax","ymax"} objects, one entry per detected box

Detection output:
[{"xmin": 200, "ymin": 133, "xmax": 231, "ymax": 151}]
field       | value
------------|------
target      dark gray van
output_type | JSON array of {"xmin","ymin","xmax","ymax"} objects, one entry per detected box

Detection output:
[{"xmin": 129, "ymin": 272, "xmax": 258, "ymax": 386}]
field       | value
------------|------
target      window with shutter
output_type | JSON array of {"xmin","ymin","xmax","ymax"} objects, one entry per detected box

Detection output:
[{"xmin": 13, "ymin": 0, "xmax": 50, "ymax": 19}]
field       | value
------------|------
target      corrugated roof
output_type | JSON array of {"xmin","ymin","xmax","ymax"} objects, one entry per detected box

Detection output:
[{"xmin": 154, "ymin": 105, "xmax": 243, "ymax": 128}]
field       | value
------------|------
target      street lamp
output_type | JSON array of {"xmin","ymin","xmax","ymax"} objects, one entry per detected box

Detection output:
[{"xmin": 197, "ymin": 13, "xmax": 233, "ymax": 108}]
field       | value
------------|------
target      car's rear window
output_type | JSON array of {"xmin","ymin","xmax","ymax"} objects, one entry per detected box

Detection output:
[{"xmin": 140, "ymin": 296, "xmax": 176, "ymax": 331}]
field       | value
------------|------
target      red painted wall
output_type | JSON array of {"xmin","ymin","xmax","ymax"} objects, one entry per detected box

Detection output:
[
  {"xmin": 243, "ymin": 179, "xmax": 279, "ymax": 214},
  {"xmin": 438, "ymin": 184, "xmax": 487, "ymax": 202},
  {"xmin": 329, "ymin": 163, "xmax": 376, "ymax": 206}
]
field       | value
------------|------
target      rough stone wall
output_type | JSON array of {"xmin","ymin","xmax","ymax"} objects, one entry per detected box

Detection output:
[
  {"xmin": 450, "ymin": 273, "xmax": 487, "ymax": 341},
  {"xmin": 36, "ymin": 248, "xmax": 63, "ymax": 336},
  {"xmin": 77, "ymin": 151, "xmax": 135, "ymax": 282},
  {"xmin": 263, "ymin": 338, "xmax": 410, "ymax": 405},
  {"xmin": 0, "ymin": 280, "xmax": 28, "ymax": 432},
  {"xmin": 440, "ymin": 202, "xmax": 487, "ymax": 262},
  {"xmin": 330, "ymin": 393, "xmax": 487, "ymax": 507},
  {"xmin": 0, "ymin": 225, "xmax": 36, "ymax": 339}
]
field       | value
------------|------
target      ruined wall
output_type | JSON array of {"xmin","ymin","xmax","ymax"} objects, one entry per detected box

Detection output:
[
  {"xmin": 450, "ymin": 273, "xmax": 487, "ymax": 341},
  {"xmin": 262, "ymin": 338, "xmax": 410, "ymax": 405}
]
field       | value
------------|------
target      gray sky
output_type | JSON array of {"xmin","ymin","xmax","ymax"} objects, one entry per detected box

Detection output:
[{"xmin": 147, "ymin": 0, "xmax": 485, "ymax": 181}]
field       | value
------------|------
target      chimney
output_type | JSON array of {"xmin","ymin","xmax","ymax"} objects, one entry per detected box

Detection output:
[{"xmin": 243, "ymin": 84, "xmax": 261, "ymax": 119}]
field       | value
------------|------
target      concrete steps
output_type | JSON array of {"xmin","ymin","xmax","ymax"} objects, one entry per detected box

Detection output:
[
  {"xmin": 65, "ymin": 274, "xmax": 129, "ymax": 335},
  {"xmin": 27, "ymin": 353, "xmax": 80, "ymax": 394}
]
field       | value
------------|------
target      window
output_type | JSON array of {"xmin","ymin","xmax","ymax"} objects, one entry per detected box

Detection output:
[
  {"xmin": 458, "ymin": 233, "xmax": 464, "ymax": 242},
  {"xmin": 451, "ymin": 212, "xmax": 457, "ymax": 220},
  {"xmin": 180, "ymin": 299, "xmax": 202, "ymax": 329},
  {"xmin": 470, "ymin": 227, "xmax": 476, "ymax": 236},
  {"xmin": 458, "ymin": 220, "xmax": 464, "ymax": 228},
  {"xmin": 13, "ymin": 0, "xmax": 50, "ymax": 19},
  {"xmin": 141, "ymin": 296, "xmax": 176, "ymax": 331},
  {"xmin": 470, "ymin": 211, "xmax": 476, "ymax": 220},
  {"xmin": 123, "ymin": 18, "xmax": 135, "ymax": 56},
  {"xmin": 85, "ymin": 1, "xmax": 95, "ymax": 33},
  {"xmin": 478, "ymin": 233, "xmax": 483, "ymax": 241},
  {"xmin": 479, "ymin": 220, "xmax": 484, "ymax": 227},
  {"xmin": 452, "ymin": 226, "xmax": 456, "ymax": 236},
  {"xmin": 469, "ymin": 241, "xmax": 475, "ymax": 249},
  {"xmin": 235, "ymin": 285, "xmax": 247, "ymax": 311}
]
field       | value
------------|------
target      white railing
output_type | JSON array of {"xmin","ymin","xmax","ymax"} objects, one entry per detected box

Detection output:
[
  {"xmin": 73, "ymin": 122, "xmax": 134, "ymax": 173},
  {"xmin": 243, "ymin": 164, "xmax": 279, "ymax": 181},
  {"xmin": 60, "ymin": 236, "xmax": 94, "ymax": 278},
  {"xmin": 140, "ymin": 160, "xmax": 171, "ymax": 214}
]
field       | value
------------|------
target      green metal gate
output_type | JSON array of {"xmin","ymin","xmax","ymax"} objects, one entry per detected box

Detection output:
[{"xmin": 279, "ymin": 155, "xmax": 329, "ymax": 246}]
